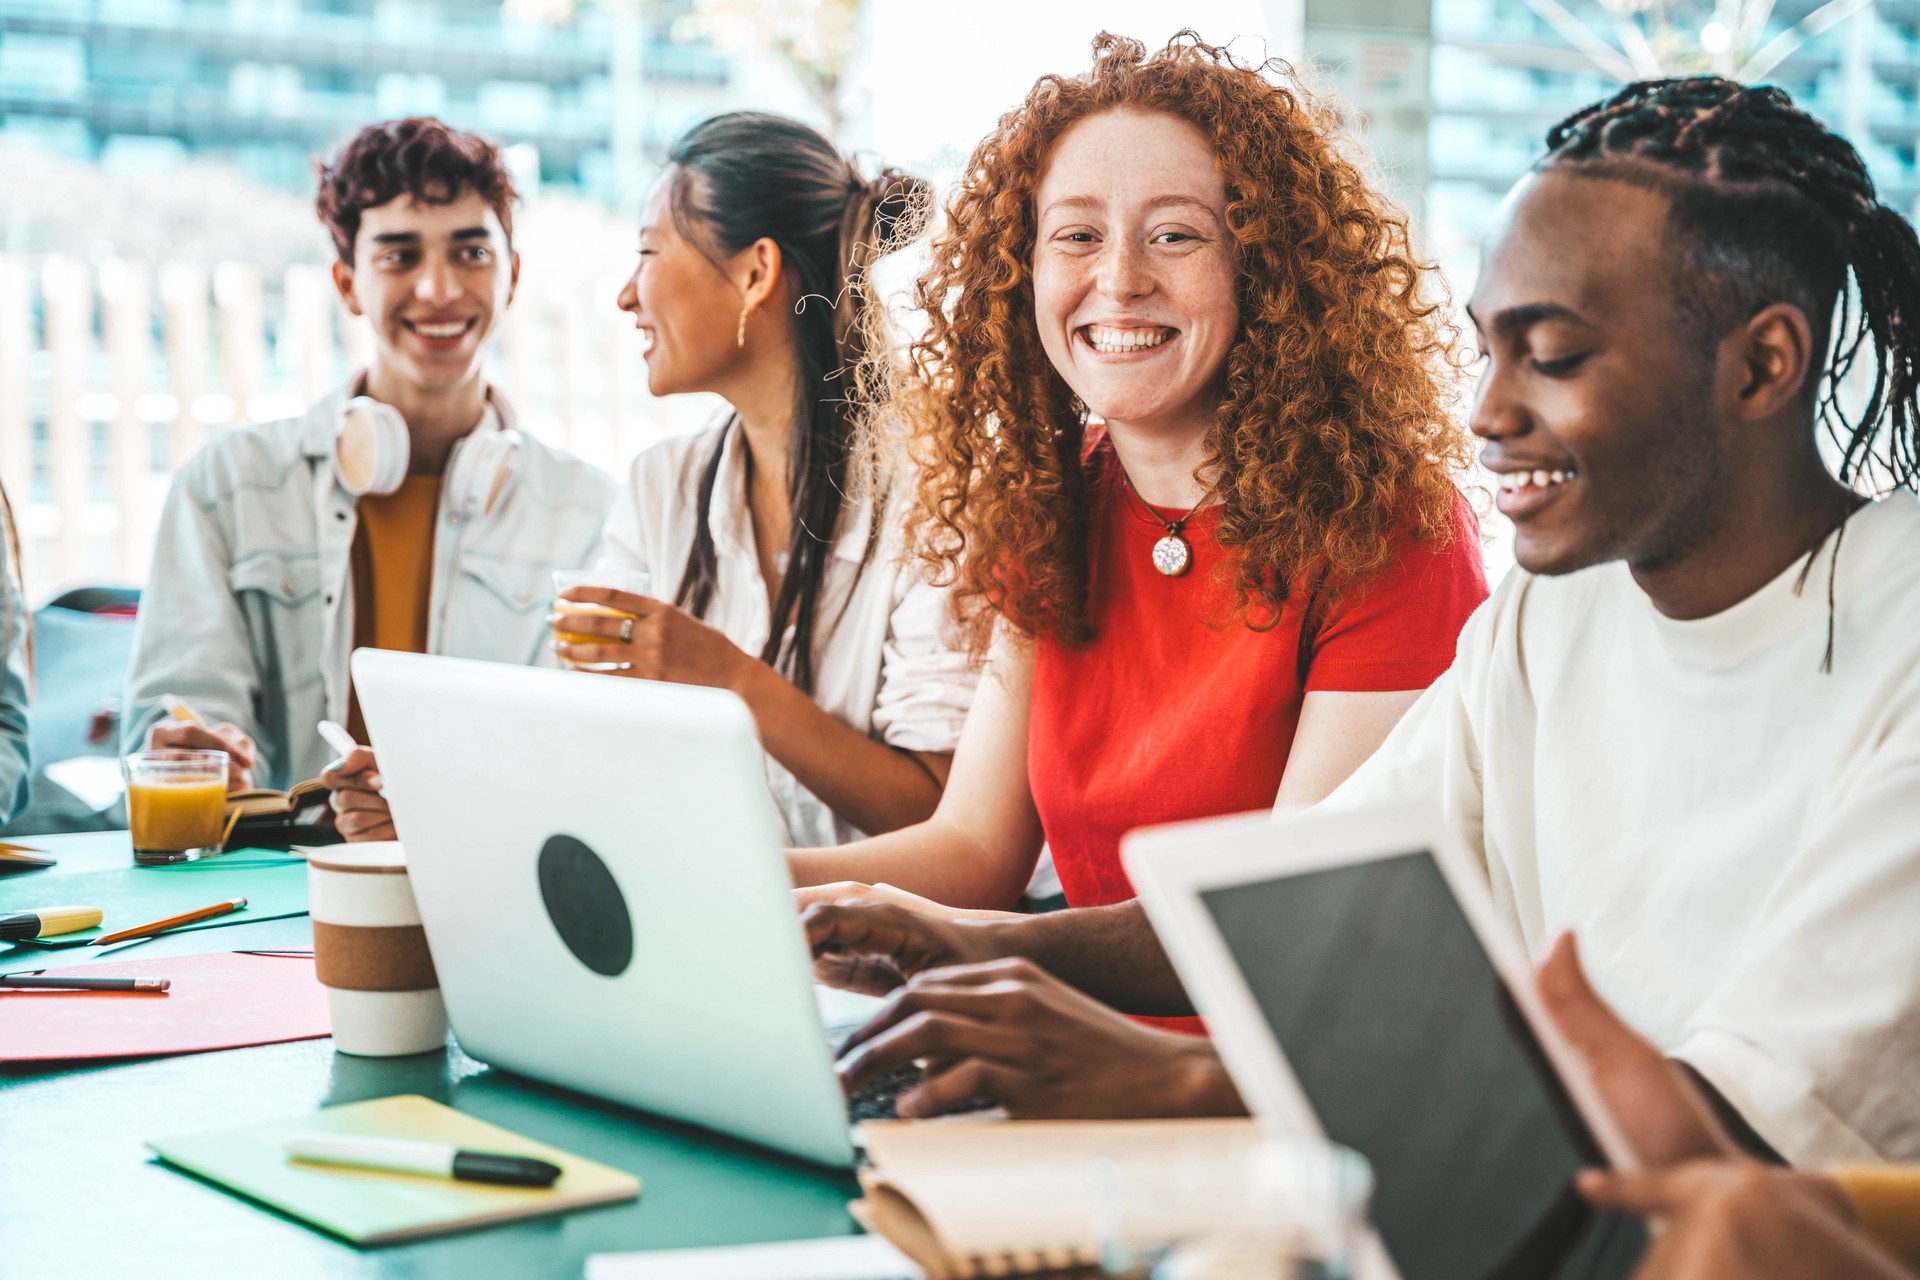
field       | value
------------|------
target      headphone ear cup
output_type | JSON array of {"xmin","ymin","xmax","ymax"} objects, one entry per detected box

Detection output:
[
  {"xmin": 336, "ymin": 397, "xmax": 410, "ymax": 496},
  {"xmin": 447, "ymin": 429, "xmax": 520, "ymax": 518}
]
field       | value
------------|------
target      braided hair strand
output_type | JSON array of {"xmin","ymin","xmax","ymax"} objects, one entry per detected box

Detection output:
[{"xmin": 1543, "ymin": 76, "xmax": 1920, "ymax": 492}]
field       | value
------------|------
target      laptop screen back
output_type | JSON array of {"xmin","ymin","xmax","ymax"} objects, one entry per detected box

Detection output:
[{"xmin": 1200, "ymin": 850, "xmax": 1611, "ymax": 1280}]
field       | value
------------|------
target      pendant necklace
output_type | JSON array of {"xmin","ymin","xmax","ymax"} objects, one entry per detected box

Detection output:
[{"xmin": 1115, "ymin": 464, "xmax": 1211, "ymax": 577}]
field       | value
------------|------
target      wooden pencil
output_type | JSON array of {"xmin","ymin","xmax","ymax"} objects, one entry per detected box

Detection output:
[{"xmin": 88, "ymin": 897, "xmax": 248, "ymax": 946}]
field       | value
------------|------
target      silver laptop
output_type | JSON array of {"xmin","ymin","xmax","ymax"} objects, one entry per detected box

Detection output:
[{"xmin": 351, "ymin": 648, "xmax": 866, "ymax": 1168}]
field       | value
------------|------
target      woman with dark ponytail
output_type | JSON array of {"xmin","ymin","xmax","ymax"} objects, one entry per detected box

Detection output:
[
  {"xmin": 553, "ymin": 113, "xmax": 976, "ymax": 845},
  {"xmin": 0, "ymin": 478, "xmax": 30, "ymax": 827}
]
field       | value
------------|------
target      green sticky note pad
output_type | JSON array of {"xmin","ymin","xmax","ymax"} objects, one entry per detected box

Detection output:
[
  {"xmin": 7, "ymin": 858, "xmax": 310, "ymax": 948},
  {"xmin": 147, "ymin": 1094, "xmax": 642, "ymax": 1246}
]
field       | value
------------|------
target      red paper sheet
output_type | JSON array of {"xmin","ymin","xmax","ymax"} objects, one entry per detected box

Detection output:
[{"xmin": 0, "ymin": 951, "xmax": 330, "ymax": 1063}]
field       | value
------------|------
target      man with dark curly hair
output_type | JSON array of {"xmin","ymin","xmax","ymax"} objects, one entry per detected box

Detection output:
[
  {"xmin": 805, "ymin": 72, "xmax": 1920, "ymax": 1252},
  {"xmin": 125, "ymin": 119, "xmax": 613, "ymax": 810}
]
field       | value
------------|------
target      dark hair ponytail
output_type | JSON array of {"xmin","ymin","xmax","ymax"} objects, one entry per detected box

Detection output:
[
  {"xmin": 663, "ymin": 112, "xmax": 929, "ymax": 694},
  {"xmin": 1544, "ymin": 76, "xmax": 1920, "ymax": 492}
]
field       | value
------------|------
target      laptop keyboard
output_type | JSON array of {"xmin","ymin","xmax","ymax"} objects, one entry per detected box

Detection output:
[{"xmin": 846, "ymin": 1064, "xmax": 923, "ymax": 1122}]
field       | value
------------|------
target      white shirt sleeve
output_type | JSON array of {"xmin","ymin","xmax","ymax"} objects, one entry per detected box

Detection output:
[
  {"xmin": 868, "ymin": 562, "xmax": 979, "ymax": 754},
  {"xmin": 1314, "ymin": 593, "xmax": 1494, "ymax": 869},
  {"xmin": 590, "ymin": 458, "xmax": 656, "ymax": 583},
  {"xmin": 1674, "ymin": 693, "xmax": 1920, "ymax": 1164}
]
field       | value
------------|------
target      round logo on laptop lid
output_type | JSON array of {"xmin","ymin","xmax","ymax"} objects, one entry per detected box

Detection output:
[{"xmin": 536, "ymin": 834, "xmax": 634, "ymax": 977}]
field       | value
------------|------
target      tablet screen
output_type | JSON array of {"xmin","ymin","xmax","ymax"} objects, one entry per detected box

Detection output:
[{"xmin": 1201, "ymin": 850, "xmax": 1629, "ymax": 1280}]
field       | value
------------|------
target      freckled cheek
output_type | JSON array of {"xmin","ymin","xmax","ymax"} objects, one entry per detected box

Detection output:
[
  {"xmin": 1030, "ymin": 272, "xmax": 1088, "ymax": 373},
  {"xmin": 1169, "ymin": 268, "xmax": 1237, "ymax": 357},
  {"xmin": 1031, "ymin": 262, "xmax": 1087, "ymax": 335},
  {"xmin": 1183, "ymin": 317, "xmax": 1238, "ymax": 384}
]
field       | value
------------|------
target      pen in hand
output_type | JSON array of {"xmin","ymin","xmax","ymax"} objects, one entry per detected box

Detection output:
[
  {"xmin": 317, "ymin": 720, "xmax": 359, "ymax": 762},
  {"xmin": 318, "ymin": 721, "xmax": 381, "ymax": 795},
  {"xmin": 157, "ymin": 694, "xmax": 255, "ymax": 790},
  {"xmin": 162, "ymin": 694, "xmax": 207, "ymax": 727}
]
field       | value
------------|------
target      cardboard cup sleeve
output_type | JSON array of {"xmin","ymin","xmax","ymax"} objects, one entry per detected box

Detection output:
[
  {"xmin": 311, "ymin": 923, "xmax": 438, "ymax": 990},
  {"xmin": 307, "ymin": 843, "xmax": 448, "ymax": 1057}
]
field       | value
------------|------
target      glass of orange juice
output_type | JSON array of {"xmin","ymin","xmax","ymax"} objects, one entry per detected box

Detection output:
[
  {"xmin": 126, "ymin": 749, "xmax": 230, "ymax": 865},
  {"xmin": 552, "ymin": 568, "xmax": 651, "ymax": 672}
]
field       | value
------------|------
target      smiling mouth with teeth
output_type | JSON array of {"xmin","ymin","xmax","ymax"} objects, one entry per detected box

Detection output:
[
  {"xmin": 1081, "ymin": 324, "xmax": 1176, "ymax": 355},
  {"xmin": 408, "ymin": 319, "xmax": 475, "ymax": 339},
  {"xmin": 1496, "ymin": 468, "xmax": 1578, "ymax": 491}
]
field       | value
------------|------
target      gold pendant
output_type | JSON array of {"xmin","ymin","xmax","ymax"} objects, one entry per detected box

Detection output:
[{"xmin": 1151, "ymin": 533, "xmax": 1191, "ymax": 577}]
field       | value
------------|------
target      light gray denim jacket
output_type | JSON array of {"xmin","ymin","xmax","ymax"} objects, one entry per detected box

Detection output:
[{"xmin": 123, "ymin": 383, "xmax": 615, "ymax": 790}]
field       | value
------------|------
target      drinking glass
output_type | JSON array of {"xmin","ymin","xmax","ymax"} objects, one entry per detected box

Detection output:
[
  {"xmin": 125, "ymin": 749, "xmax": 230, "ymax": 865},
  {"xmin": 1093, "ymin": 1138, "xmax": 1374, "ymax": 1280},
  {"xmin": 551, "ymin": 568, "xmax": 652, "ymax": 671}
]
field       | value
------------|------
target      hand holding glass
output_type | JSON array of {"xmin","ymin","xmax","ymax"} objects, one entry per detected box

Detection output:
[{"xmin": 551, "ymin": 569, "xmax": 651, "ymax": 671}]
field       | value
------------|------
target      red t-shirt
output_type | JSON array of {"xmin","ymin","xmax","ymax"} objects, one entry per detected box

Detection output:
[{"xmin": 1028, "ymin": 451, "xmax": 1488, "ymax": 1028}]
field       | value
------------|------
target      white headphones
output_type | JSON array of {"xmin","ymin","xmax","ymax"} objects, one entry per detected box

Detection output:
[{"xmin": 333, "ymin": 385, "xmax": 520, "ymax": 519}]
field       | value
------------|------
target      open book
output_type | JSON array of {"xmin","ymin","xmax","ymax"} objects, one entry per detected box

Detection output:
[
  {"xmin": 855, "ymin": 1118, "xmax": 1262, "ymax": 1279},
  {"xmin": 222, "ymin": 778, "xmax": 341, "ymax": 849}
]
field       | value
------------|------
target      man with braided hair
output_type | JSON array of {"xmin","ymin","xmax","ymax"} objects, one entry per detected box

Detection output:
[
  {"xmin": 1319, "ymin": 73, "xmax": 1920, "ymax": 1169},
  {"xmin": 805, "ymin": 76, "xmax": 1920, "ymax": 1262}
]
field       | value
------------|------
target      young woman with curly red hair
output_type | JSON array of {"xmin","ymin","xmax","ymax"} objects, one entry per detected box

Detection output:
[{"xmin": 792, "ymin": 34, "xmax": 1487, "ymax": 978}]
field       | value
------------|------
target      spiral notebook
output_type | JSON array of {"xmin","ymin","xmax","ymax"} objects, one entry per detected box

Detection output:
[{"xmin": 854, "ymin": 1117, "xmax": 1261, "ymax": 1279}]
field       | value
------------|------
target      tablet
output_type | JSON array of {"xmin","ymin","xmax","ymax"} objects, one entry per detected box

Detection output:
[{"xmin": 1124, "ymin": 801, "xmax": 1640, "ymax": 1280}]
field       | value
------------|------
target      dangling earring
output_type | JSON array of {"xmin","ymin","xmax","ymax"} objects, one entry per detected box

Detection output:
[{"xmin": 736, "ymin": 305, "xmax": 750, "ymax": 348}]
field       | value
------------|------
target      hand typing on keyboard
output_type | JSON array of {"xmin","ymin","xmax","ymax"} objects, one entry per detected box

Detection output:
[{"xmin": 834, "ymin": 958, "xmax": 1246, "ymax": 1121}]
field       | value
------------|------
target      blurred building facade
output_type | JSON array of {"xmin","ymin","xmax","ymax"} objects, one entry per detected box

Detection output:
[
  {"xmin": 0, "ymin": 0, "xmax": 730, "ymax": 203},
  {"xmin": 3, "ymin": 0, "xmax": 1916, "ymax": 599},
  {"xmin": 1426, "ymin": 0, "xmax": 1919, "ymax": 267},
  {"xmin": 0, "ymin": 0, "xmax": 751, "ymax": 599}
]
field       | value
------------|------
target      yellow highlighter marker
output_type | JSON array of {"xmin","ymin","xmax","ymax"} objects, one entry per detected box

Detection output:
[{"xmin": 0, "ymin": 906, "xmax": 105, "ymax": 941}]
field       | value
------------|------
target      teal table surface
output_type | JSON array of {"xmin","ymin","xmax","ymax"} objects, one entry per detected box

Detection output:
[{"xmin": 0, "ymin": 833, "xmax": 862, "ymax": 1279}]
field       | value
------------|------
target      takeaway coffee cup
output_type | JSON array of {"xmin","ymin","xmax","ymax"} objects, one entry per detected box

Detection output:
[{"xmin": 306, "ymin": 842, "xmax": 447, "ymax": 1056}]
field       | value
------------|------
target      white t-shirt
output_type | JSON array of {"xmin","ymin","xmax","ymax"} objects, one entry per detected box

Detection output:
[
  {"xmin": 1322, "ymin": 491, "xmax": 1920, "ymax": 1164},
  {"xmin": 595, "ymin": 422, "xmax": 979, "ymax": 848}
]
